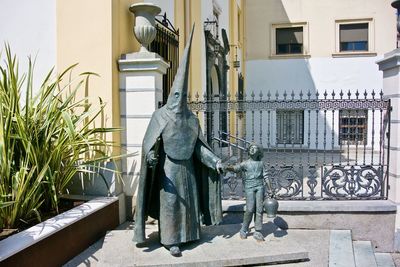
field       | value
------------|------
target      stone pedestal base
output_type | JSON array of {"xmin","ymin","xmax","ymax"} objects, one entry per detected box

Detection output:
[{"xmin": 97, "ymin": 223, "xmax": 309, "ymax": 266}]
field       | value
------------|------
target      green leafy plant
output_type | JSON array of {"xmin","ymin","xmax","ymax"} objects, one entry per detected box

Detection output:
[{"xmin": 0, "ymin": 46, "xmax": 122, "ymax": 229}]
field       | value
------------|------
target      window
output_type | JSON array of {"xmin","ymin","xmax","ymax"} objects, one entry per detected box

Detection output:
[
  {"xmin": 276, "ymin": 110, "xmax": 304, "ymax": 144},
  {"xmin": 271, "ymin": 22, "xmax": 309, "ymax": 57},
  {"xmin": 339, "ymin": 110, "xmax": 367, "ymax": 145},
  {"xmin": 334, "ymin": 19, "xmax": 375, "ymax": 56},
  {"xmin": 276, "ymin": 27, "xmax": 303, "ymax": 54},
  {"xmin": 340, "ymin": 23, "xmax": 368, "ymax": 52}
]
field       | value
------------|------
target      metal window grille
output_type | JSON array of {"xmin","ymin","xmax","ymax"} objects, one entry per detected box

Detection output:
[
  {"xmin": 339, "ymin": 110, "xmax": 368, "ymax": 145},
  {"xmin": 276, "ymin": 110, "xmax": 304, "ymax": 144}
]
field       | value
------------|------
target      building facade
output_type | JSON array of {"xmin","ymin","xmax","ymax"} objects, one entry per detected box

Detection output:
[
  {"xmin": 245, "ymin": 0, "xmax": 395, "ymax": 92},
  {"xmin": 243, "ymin": 0, "xmax": 396, "ymax": 150},
  {"xmin": 0, "ymin": 0, "xmax": 244, "ymax": 220},
  {"xmin": 2, "ymin": 1, "xmax": 400, "ymax": 248}
]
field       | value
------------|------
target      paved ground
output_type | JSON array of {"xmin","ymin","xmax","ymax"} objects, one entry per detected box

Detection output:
[
  {"xmin": 64, "ymin": 219, "xmax": 330, "ymax": 267},
  {"xmin": 391, "ymin": 253, "xmax": 400, "ymax": 266},
  {"xmin": 64, "ymin": 222, "xmax": 135, "ymax": 267}
]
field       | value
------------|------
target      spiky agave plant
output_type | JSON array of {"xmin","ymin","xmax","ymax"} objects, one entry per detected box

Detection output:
[{"xmin": 0, "ymin": 46, "xmax": 122, "ymax": 229}]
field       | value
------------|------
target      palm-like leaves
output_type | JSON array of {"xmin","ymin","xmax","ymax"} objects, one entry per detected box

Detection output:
[{"xmin": 0, "ymin": 46, "xmax": 121, "ymax": 229}]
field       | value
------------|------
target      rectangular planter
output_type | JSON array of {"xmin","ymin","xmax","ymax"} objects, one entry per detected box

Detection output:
[{"xmin": 0, "ymin": 197, "xmax": 119, "ymax": 267}]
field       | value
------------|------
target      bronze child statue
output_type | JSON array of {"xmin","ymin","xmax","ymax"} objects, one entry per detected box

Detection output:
[{"xmin": 226, "ymin": 143, "xmax": 265, "ymax": 241}]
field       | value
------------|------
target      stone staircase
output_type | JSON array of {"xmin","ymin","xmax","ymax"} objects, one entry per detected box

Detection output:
[
  {"xmin": 261, "ymin": 229, "xmax": 395, "ymax": 267},
  {"xmin": 64, "ymin": 223, "xmax": 396, "ymax": 267},
  {"xmin": 329, "ymin": 230, "xmax": 395, "ymax": 267}
]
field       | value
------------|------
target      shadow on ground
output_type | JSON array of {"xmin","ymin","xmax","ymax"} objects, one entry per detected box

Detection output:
[{"xmin": 137, "ymin": 215, "xmax": 289, "ymax": 255}]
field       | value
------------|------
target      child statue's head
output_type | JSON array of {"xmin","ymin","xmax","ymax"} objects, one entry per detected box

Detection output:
[{"xmin": 248, "ymin": 143, "xmax": 263, "ymax": 160}]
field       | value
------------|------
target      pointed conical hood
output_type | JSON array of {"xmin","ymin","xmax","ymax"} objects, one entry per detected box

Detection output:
[{"xmin": 166, "ymin": 25, "xmax": 194, "ymax": 113}]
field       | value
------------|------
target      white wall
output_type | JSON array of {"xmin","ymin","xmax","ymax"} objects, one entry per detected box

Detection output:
[
  {"xmin": 245, "ymin": 0, "xmax": 396, "ymax": 60},
  {"xmin": 244, "ymin": 56, "xmax": 385, "ymax": 153},
  {"xmin": 246, "ymin": 56, "xmax": 383, "ymax": 93},
  {"xmin": 0, "ymin": 0, "xmax": 56, "ymax": 93}
]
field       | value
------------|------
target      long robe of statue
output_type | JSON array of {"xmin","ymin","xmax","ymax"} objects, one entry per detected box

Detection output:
[{"xmin": 133, "ymin": 26, "xmax": 223, "ymax": 256}]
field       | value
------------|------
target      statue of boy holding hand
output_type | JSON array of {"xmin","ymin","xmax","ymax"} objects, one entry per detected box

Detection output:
[{"xmin": 226, "ymin": 143, "xmax": 265, "ymax": 241}]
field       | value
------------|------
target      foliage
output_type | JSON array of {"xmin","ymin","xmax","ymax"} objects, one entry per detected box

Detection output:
[{"xmin": 0, "ymin": 46, "xmax": 121, "ymax": 229}]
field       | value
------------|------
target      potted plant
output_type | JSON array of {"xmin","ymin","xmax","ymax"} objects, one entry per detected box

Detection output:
[
  {"xmin": 0, "ymin": 45, "xmax": 135, "ymax": 265},
  {"xmin": 0, "ymin": 45, "xmax": 125, "ymax": 238}
]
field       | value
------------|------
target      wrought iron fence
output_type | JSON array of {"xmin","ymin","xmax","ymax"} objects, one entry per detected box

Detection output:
[
  {"xmin": 150, "ymin": 15, "xmax": 179, "ymax": 105},
  {"xmin": 188, "ymin": 89, "xmax": 391, "ymax": 200}
]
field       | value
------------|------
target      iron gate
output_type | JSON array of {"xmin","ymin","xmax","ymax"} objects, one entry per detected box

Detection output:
[
  {"xmin": 149, "ymin": 14, "xmax": 179, "ymax": 105},
  {"xmin": 188, "ymin": 89, "xmax": 391, "ymax": 200}
]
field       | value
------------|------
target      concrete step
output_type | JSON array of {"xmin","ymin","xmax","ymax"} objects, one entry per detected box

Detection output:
[
  {"xmin": 279, "ymin": 241, "xmax": 396, "ymax": 267},
  {"xmin": 375, "ymin": 253, "xmax": 395, "ymax": 267},
  {"xmin": 329, "ymin": 230, "xmax": 356, "ymax": 267},
  {"xmin": 353, "ymin": 241, "xmax": 378, "ymax": 267}
]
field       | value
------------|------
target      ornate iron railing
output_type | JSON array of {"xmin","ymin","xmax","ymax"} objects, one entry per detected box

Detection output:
[
  {"xmin": 188, "ymin": 89, "xmax": 391, "ymax": 200},
  {"xmin": 150, "ymin": 15, "xmax": 179, "ymax": 105}
]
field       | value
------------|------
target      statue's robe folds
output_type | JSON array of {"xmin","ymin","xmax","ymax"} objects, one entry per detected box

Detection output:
[{"xmin": 133, "ymin": 108, "xmax": 222, "ymax": 246}]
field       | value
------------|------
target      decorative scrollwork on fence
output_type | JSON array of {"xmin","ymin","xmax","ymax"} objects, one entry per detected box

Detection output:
[
  {"xmin": 264, "ymin": 166, "xmax": 303, "ymax": 199},
  {"xmin": 222, "ymin": 173, "xmax": 241, "ymax": 200},
  {"xmin": 322, "ymin": 165, "xmax": 383, "ymax": 199},
  {"xmin": 193, "ymin": 89, "xmax": 390, "ymax": 201},
  {"xmin": 188, "ymin": 99, "xmax": 390, "ymax": 112},
  {"xmin": 307, "ymin": 166, "xmax": 318, "ymax": 200}
]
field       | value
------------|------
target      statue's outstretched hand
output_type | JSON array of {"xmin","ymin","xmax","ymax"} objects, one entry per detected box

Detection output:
[
  {"xmin": 216, "ymin": 160, "xmax": 224, "ymax": 174},
  {"xmin": 147, "ymin": 150, "xmax": 158, "ymax": 167},
  {"xmin": 225, "ymin": 165, "xmax": 235, "ymax": 172}
]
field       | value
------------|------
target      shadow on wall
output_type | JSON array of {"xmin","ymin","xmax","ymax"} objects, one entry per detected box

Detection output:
[{"xmin": 243, "ymin": 0, "xmax": 383, "ymax": 152}]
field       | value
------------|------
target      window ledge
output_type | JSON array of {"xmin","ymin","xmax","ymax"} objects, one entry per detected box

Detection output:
[
  {"xmin": 332, "ymin": 51, "xmax": 377, "ymax": 58},
  {"xmin": 269, "ymin": 54, "xmax": 311, "ymax": 59}
]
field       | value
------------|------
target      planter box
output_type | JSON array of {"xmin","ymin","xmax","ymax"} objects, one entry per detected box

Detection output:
[{"xmin": 0, "ymin": 197, "xmax": 119, "ymax": 267}]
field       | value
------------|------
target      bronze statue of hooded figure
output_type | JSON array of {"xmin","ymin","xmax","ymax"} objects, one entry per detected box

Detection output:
[{"xmin": 133, "ymin": 26, "xmax": 223, "ymax": 256}]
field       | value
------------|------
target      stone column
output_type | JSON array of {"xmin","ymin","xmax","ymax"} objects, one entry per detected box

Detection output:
[
  {"xmin": 377, "ymin": 48, "xmax": 400, "ymax": 251},
  {"xmin": 118, "ymin": 52, "xmax": 169, "ymax": 220},
  {"xmin": 116, "ymin": 2, "xmax": 168, "ymax": 220}
]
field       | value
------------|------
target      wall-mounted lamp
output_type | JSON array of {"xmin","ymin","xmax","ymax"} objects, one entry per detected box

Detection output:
[
  {"xmin": 204, "ymin": 19, "xmax": 219, "ymax": 38},
  {"xmin": 214, "ymin": 43, "xmax": 220, "ymax": 53},
  {"xmin": 233, "ymin": 45, "xmax": 240, "ymax": 69}
]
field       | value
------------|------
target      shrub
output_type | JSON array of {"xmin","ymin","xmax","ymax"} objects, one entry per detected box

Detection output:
[{"xmin": 0, "ymin": 46, "xmax": 120, "ymax": 229}]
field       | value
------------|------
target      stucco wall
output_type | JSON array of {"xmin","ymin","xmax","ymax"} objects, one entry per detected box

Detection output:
[
  {"xmin": 0, "ymin": 0, "xmax": 56, "ymax": 93},
  {"xmin": 245, "ymin": 56, "xmax": 384, "ymax": 149},
  {"xmin": 245, "ymin": 0, "xmax": 396, "ymax": 60},
  {"xmin": 246, "ymin": 56, "xmax": 383, "ymax": 92},
  {"xmin": 57, "ymin": 0, "xmax": 140, "ymax": 151},
  {"xmin": 243, "ymin": 0, "xmax": 393, "ymax": 149}
]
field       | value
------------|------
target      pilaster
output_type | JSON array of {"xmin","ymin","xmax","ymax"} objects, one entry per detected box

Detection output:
[
  {"xmin": 377, "ymin": 48, "xmax": 400, "ymax": 251},
  {"xmin": 118, "ymin": 52, "xmax": 169, "ymax": 217}
]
